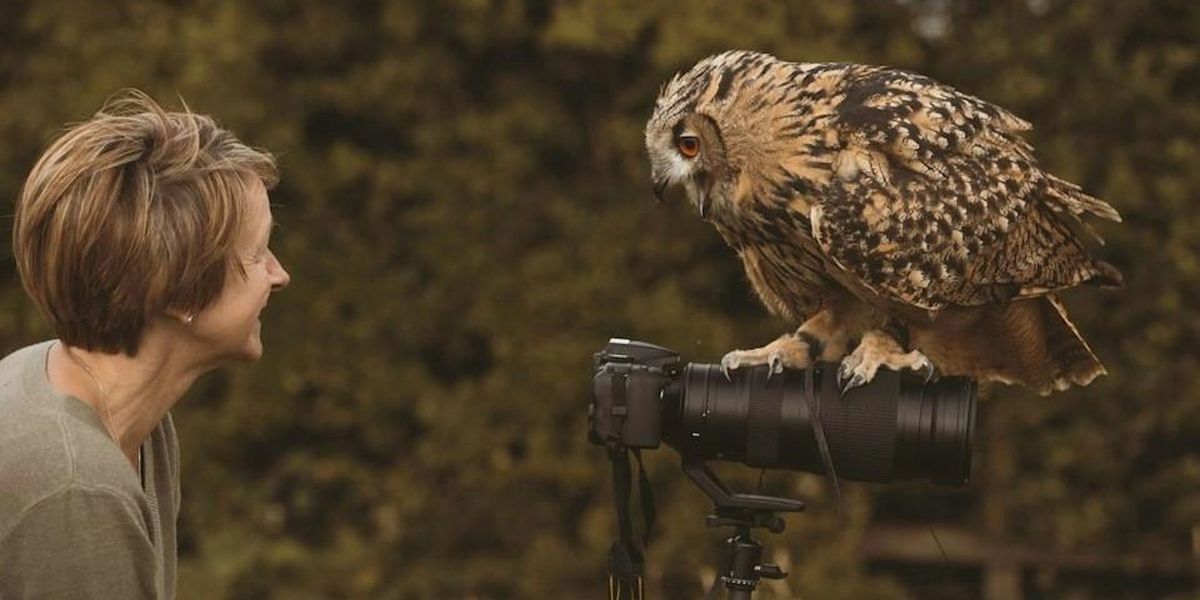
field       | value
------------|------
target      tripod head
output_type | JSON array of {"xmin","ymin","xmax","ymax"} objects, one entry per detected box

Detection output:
[{"xmin": 685, "ymin": 459, "xmax": 803, "ymax": 598}]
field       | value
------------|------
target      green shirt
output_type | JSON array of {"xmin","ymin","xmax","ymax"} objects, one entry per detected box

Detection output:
[{"xmin": 0, "ymin": 341, "xmax": 179, "ymax": 599}]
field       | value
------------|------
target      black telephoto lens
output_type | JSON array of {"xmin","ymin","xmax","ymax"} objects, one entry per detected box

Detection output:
[{"xmin": 663, "ymin": 363, "xmax": 977, "ymax": 486}]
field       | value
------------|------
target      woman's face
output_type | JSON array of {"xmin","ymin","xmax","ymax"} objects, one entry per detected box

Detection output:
[{"xmin": 192, "ymin": 178, "xmax": 290, "ymax": 362}]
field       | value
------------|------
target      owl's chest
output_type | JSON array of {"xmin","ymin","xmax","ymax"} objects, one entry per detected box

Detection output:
[{"xmin": 714, "ymin": 211, "xmax": 834, "ymax": 320}]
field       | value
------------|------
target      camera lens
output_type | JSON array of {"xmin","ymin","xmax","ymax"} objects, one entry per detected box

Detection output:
[{"xmin": 664, "ymin": 363, "xmax": 976, "ymax": 486}]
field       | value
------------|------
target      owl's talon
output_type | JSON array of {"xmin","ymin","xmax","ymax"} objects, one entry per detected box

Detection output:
[
  {"xmin": 720, "ymin": 352, "xmax": 743, "ymax": 382},
  {"xmin": 917, "ymin": 357, "xmax": 938, "ymax": 383},
  {"xmin": 839, "ymin": 331, "xmax": 938, "ymax": 399},
  {"xmin": 767, "ymin": 353, "xmax": 785, "ymax": 381},
  {"xmin": 837, "ymin": 353, "xmax": 860, "ymax": 388},
  {"xmin": 841, "ymin": 372, "xmax": 867, "ymax": 397},
  {"xmin": 722, "ymin": 338, "xmax": 814, "ymax": 384}
]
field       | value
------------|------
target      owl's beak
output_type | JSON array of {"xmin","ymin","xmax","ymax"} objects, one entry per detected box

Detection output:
[{"xmin": 694, "ymin": 171, "xmax": 715, "ymax": 220}]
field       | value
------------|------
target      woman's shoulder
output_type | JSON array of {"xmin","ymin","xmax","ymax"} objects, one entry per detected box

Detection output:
[
  {"xmin": 0, "ymin": 341, "xmax": 70, "ymax": 436},
  {"xmin": 0, "ymin": 346, "xmax": 144, "ymax": 538},
  {"xmin": 0, "ymin": 341, "xmax": 54, "ymax": 390},
  {"xmin": 0, "ymin": 413, "xmax": 145, "ymax": 536}
]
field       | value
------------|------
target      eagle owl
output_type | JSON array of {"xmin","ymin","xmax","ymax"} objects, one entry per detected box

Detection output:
[{"xmin": 645, "ymin": 50, "xmax": 1122, "ymax": 394}]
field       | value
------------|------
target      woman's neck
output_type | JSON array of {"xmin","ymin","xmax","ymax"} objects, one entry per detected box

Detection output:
[{"xmin": 48, "ymin": 332, "xmax": 207, "ymax": 467}]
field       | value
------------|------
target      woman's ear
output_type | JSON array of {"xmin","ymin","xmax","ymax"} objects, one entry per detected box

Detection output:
[{"xmin": 162, "ymin": 309, "xmax": 195, "ymax": 326}]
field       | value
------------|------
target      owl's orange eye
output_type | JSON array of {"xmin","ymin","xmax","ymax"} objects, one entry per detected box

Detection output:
[{"xmin": 677, "ymin": 135, "xmax": 700, "ymax": 158}]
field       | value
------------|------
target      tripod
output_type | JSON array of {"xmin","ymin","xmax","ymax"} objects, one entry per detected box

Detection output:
[{"xmin": 685, "ymin": 460, "xmax": 806, "ymax": 599}]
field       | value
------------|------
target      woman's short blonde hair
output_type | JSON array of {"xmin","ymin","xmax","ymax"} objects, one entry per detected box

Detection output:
[{"xmin": 14, "ymin": 89, "xmax": 278, "ymax": 356}]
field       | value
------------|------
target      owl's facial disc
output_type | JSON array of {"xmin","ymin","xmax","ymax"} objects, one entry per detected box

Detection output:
[
  {"xmin": 676, "ymin": 120, "xmax": 730, "ymax": 220},
  {"xmin": 648, "ymin": 126, "xmax": 703, "ymax": 203},
  {"xmin": 647, "ymin": 113, "xmax": 725, "ymax": 220},
  {"xmin": 671, "ymin": 125, "xmax": 714, "ymax": 218}
]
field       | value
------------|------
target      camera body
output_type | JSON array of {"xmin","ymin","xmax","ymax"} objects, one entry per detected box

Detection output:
[
  {"xmin": 589, "ymin": 338, "xmax": 977, "ymax": 486},
  {"xmin": 589, "ymin": 338, "xmax": 680, "ymax": 450}
]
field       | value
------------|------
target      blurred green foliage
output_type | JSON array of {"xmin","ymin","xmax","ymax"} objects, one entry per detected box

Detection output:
[{"xmin": 0, "ymin": 0, "xmax": 1197, "ymax": 598}]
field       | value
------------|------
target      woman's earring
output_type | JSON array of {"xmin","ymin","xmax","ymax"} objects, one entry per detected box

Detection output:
[{"xmin": 184, "ymin": 314, "xmax": 194, "ymax": 325}]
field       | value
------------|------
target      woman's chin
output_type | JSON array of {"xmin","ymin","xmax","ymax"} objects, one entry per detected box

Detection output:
[{"xmin": 231, "ymin": 325, "xmax": 265, "ymax": 362}]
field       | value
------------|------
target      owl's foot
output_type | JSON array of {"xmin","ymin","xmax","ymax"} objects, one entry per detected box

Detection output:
[
  {"xmin": 838, "ymin": 331, "xmax": 936, "ymax": 395},
  {"xmin": 721, "ymin": 332, "xmax": 820, "ymax": 381}
]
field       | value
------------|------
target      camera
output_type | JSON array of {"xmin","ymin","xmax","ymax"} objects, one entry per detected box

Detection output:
[
  {"xmin": 589, "ymin": 337, "xmax": 979, "ymax": 598},
  {"xmin": 589, "ymin": 337, "xmax": 977, "ymax": 486}
]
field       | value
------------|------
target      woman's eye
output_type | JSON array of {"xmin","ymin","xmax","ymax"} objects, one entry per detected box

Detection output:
[
  {"xmin": 247, "ymin": 246, "xmax": 268, "ymax": 263},
  {"xmin": 677, "ymin": 135, "xmax": 700, "ymax": 158}
]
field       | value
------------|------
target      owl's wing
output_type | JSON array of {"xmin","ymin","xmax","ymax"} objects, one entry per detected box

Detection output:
[{"xmin": 810, "ymin": 68, "xmax": 1121, "ymax": 311}]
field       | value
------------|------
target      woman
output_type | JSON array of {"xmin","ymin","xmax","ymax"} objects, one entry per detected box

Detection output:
[{"xmin": 0, "ymin": 90, "xmax": 290, "ymax": 599}]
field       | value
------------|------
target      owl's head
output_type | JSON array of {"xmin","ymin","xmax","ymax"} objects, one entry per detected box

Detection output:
[{"xmin": 645, "ymin": 50, "xmax": 781, "ymax": 220}]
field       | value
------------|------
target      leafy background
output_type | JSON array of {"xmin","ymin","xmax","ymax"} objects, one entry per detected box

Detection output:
[{"xmin": 1, "ymin": 0, "xmax": 1196, "ymax": 598}]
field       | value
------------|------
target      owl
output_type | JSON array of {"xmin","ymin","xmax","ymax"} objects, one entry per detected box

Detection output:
[{"xmin": 645, "ymin": 50, "xmax": 1122, "ymax": 394}]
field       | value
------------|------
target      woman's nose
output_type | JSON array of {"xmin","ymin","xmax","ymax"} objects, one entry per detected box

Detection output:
[{"xmin": 268, "ymin": 250, "xmax": 290, "ymax": 291}]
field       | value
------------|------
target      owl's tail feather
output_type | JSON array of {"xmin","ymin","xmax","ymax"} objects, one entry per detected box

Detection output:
[
  {"xmin": 918, "ymin": 295, "xmax": 1106, "ymax": 395},
  {"xmin": 1034, "ymin": 295, "xmax": 1107, "ymax": 394},
  {"xmin": 980, "ymin": 295, "xmax": 1105, "ymax": 394}
]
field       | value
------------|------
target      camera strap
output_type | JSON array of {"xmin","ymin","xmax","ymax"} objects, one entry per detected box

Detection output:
[
  {"xmin": 804, "ymin": 366, "xmax": 841, "ymax": 504},
  {"xmin": 607, "ymin": 445, "xmax": 655, "ymax": 600}
]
